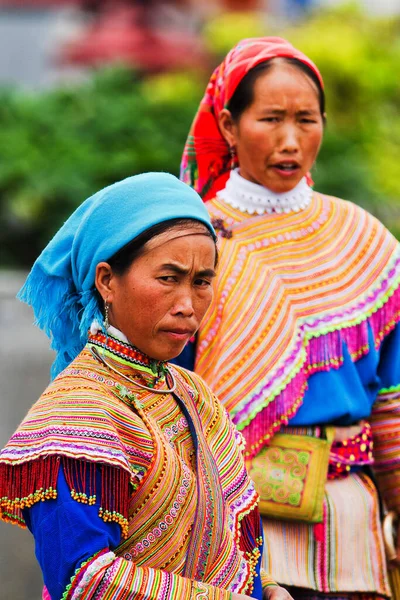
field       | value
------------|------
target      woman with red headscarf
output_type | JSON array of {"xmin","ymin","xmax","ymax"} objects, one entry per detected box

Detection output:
[{"xmin": 175, "ymin": 37, "xmax": 400, "ymax": 599}]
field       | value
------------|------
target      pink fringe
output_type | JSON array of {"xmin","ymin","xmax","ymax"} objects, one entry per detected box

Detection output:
[
  {"xmin": 240, "ymin": 287, "xmax": 400, "ymax": 459},
  {"xmin": 42, "ymin": 586, "xmax": 51, "ymax": 600}
]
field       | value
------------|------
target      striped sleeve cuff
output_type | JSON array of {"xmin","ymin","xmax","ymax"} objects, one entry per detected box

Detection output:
[{"xmin": 260, "ymin": 568, "xmax": 278, "ymax": 589}]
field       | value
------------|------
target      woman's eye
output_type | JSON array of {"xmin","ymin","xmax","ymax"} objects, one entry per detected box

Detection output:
[
  {"xmin": 195, "ymin": 279, "xmax": 212, "ymax": 287},
  {"xmin": 261, "ymin": 117, "xmax": 279, "ymax": 122}
]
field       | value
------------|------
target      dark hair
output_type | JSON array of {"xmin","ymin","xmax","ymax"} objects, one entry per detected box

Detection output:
[
  {"xmin": 228, "ymin": 57, "xmax": 325, "ymax": 122},
  {"xmin": 107, "ymin": 218, "xmax": 218, "ymax": 275}
]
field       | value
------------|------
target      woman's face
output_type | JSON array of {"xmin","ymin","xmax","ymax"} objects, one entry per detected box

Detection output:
[
  {"xmin": 96, "ymin": 227, "xmax": 216, "ymax": 361},
  {"xmin": 219, "ymin": 62, "xmax": 325, "ymax": 193}
]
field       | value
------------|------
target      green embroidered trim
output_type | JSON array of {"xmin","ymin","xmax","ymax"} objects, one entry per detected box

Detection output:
[
  {"xmin": 61, "ymin": 550, "xmax": 101, "ymax": 600},
  {"xmin": 236, "ymin": 279, "xmax": 400, "ymax": 431},
  {"xmin": 0, "ymin": 511, "xmax": 25, "ymax": 526},
  {"xmin": 95, "ymin": 346, "xmax": 166, "ymax": 379},
  {"xmin": 378, "ymin": 384, "xmax": 400, "ymax": 394},
  {"xmin": 114, "ymin": 383, "xmax": 143, "ymax": 409},
  {"xmin": 236, "ymin": 351, "xmax": 306, "ymax": 431}
]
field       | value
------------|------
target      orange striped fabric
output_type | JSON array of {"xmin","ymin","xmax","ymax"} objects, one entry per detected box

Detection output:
[
  {"xmin": 262, "ymin": 472, "xmax": 391, "ymax": 595},
  {"xmin": 0, "ymin": 339, "xmax": 264, "ymax": 599},
  {"xmin": 196, "ymin": 193, "xmax": 400, "ymax": 457},
  {"xmin": 370, "ymin": 394, "xmax": 400, "ymax": 512}
]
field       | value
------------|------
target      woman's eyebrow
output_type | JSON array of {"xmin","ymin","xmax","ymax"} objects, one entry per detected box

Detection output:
[
  {"xmin": 160, "ymin": 263, "xmax": 216, "ymax": 278},
  {"xmin": 198, "ymin": 268, "xmax": 217, "ymax": 278},
  {"xmin": 259, "ymin": 108, "xmax": 318, "ymax": 115},
  {"xmin": 259, "ymin": 108, "xmax": 285, "ymax": 114},
  {"xmin": 297, "ymin": 109, "xmax": 319, "ymax": 115}
]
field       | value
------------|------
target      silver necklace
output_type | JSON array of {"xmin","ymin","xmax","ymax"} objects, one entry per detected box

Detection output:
[{"xmin": 90, "ymin": 346, "xmax": 177, "ymax": 394}]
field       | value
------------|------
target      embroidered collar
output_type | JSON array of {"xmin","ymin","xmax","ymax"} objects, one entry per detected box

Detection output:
[
  {"xmin": 88, "ymin": 327, "xmax": 166, "ymax": 379},
  {"xmin": 217, "ymin": 168, "xmax": 312, "ymax": 215}
]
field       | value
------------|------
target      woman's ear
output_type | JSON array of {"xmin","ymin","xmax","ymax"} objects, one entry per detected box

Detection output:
[
  {"xmin": 95, "ymin": 262, "xmax": 114, "ymax": 302},
  {"xmin": 218, "ymin": 108, "xmax": 237, "ymax": 148}
]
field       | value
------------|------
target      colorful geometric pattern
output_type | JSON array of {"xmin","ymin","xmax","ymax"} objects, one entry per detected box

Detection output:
[
  {"xmin": 255, "ymin": 446, "xmax": 310, "ymax": 506},
  {"xmin": 249, "ymin": 432, "xmax": 332, "ymax": 523},
  {"xmin": 0, "ymin": 333, "xmax": 264, "ymax": 598},
  {"xmin": 195, "ymin": 193, "xmax": 400, "ymax": 457},
  {"xmin": 328, "ymin": 422, "xmax": 374, "ymax": 479},
  {"xmin": 262, "ymin": 472, "xmax": 391, "ymax": 595},
  {"xmin": 370, "ymin": 394, "xmax": 400, "ymax": 513}
]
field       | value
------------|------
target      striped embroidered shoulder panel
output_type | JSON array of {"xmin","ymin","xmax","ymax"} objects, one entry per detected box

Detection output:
[
  {"xmin": 0, "ymin": 347, "xmax": 263, "ymax": 596},
  {"xmin": 197, "ymin": 193, "xmax": 400, "ymax": 457}
]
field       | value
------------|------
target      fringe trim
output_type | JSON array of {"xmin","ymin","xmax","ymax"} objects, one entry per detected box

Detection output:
[
  {"xmin": 237, "ymin": 503, "xmax": 262, "ymax": 556},
  {"xmin": 239, "ymin": 285, "xmax": 400, "ymax": 459},
  {"xmin": 0, "ymin": 456, "xmax": 130, "ymax": 538},
  {"xmin": 237, "ymin": 506, "xmax": 263, "ymax": 597}
]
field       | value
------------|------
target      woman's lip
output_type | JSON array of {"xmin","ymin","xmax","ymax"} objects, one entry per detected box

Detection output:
[
  {"xmin": 271, "ymin": 165, "xmax": 301, "ymax": 177},
  {"xmin": 162, "ymin": 330, "xmax": 193, "ymax": 340}
]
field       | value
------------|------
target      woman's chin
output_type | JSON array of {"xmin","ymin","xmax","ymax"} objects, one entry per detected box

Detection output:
[
  {"xmin": 241, "ymin": 170, "xmax": 302, "ymax": 194},
  {"xmin": 146, "ymin": 342, "xmax": 188, "ymax": 363},
  {"xmin": 267, "ymin": 177, "xmax": 302, "ymax": 194}
]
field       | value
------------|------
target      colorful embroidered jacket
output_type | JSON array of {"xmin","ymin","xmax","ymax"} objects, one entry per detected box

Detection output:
[
  {"xmin": 194, "ymin": 193, "xmax": 400, "ymax": 446},
  {"xmin": 0, "ymin": 334, "xmax": 272, "ymax": 600},
  {"xmin": 172, "ymin": 192, "xmax": 400, "ymax": 514},
  {"xmin": 170, "ymin": 190, "xmax": 400, "ymax": 594}
]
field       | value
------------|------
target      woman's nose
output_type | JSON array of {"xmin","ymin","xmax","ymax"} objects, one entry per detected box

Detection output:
[
  {"xmin": 173, "ymin": 290, "xmax": 195, "ymax": 316},
  {"xmin": 279, "ymin": 124, "xmax": 299, "ymax": 152}
]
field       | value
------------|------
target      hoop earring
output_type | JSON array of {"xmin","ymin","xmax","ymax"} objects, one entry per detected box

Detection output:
[{"xmin": 104, "ymin": 300, "xmax": 110, "ymax": 331}]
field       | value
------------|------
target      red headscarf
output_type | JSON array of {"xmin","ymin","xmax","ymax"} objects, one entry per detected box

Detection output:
[{"xmin": 180, "ymin": 37, "xmax": 324, "ymax": 201}]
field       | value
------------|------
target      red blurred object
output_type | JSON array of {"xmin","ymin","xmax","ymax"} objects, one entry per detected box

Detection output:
[{"xmin": 58, "ymin": 4, "xmax": 209, "ymax": 73}]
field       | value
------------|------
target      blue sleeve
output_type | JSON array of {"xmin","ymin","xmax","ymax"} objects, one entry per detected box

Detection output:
[
  {"xmin": 23, "ymin": 465, "xmax": 121, "ymax": 600},
  {"xmin": 376, "ymin": 321, "xmax": 400, "ymax": 390},
  {"xmin": 289, "ymin": 322, "xmax": 400, "ymax": 426}
]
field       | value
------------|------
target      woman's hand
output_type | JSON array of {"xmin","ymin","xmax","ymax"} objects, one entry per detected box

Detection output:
[
  {"xmin": 263, "ymin": 584, "xmax": 294, "ymax": 600},
  {"xmin": 231, "ymin": 594, "xmax": 254, "ymax": 600}
]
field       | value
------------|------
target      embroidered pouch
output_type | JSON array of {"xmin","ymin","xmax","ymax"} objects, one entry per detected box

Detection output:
[{"xmin": 249, "ymin": 429, "xmax": 334, "ymax": 523}]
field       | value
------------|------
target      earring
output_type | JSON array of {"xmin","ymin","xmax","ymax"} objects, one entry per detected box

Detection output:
[
  {"xmin": 104, "ymin": 300, "xmax": 110, "ymax": 331},
  {"xmin": 230, "ymin": 146, "xmax": 236, "ymax": 170}
]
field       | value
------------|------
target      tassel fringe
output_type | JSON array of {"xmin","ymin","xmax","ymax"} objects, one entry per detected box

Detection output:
[
  {"xmin": 237, "ymin": 505, "xmax": 263, "ymax": 595},
  {"xmin": 239, "ymin": 286, "xmax": 400, "ymax": 458},
  {"xmin": 0, "ymin": 456, "xmax": 130, "ymax": 538}
]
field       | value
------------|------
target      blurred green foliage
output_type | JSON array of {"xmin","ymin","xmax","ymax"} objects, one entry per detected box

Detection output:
[
  {"xmin": 0, "ymin": 68, "xmax": 204, "ymax": 266},
  {"xmin": 1, "ymin": 4, "xmax": 400, "ymax": 267}
]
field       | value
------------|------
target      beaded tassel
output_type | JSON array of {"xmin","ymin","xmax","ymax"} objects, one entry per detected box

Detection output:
[{"xmin": 0, "ymin": 456, "xmax": 130, "ymax": 537}]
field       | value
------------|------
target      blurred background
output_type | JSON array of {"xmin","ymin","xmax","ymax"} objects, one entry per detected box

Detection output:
[{"xmin": 0, "ymin": 0, "xmax": 399, "ymax": 597}]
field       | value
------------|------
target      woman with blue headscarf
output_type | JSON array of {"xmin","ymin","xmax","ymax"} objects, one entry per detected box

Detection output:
[{"xmin": 0, "ymin": 173, "xmax": 292, "ymax": 600}]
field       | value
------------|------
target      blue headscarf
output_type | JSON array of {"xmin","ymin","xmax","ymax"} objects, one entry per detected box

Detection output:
[{"xmin": 18, "ymin": 172, "xmax": 216, "ymax": 379}]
